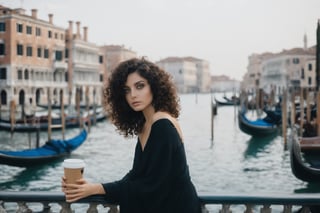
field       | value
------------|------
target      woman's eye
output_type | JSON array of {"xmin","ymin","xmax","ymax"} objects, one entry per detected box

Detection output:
[
  {"xmin": 124, "ymin": 88, "xmax": 130, "ymax": 94},
  {"xmin": 136, "ymin": 83, "xmax": 144, "ymax": 89}
]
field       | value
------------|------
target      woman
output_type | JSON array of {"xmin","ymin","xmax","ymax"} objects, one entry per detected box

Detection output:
[{"xmin": 62, "ymin": 57, "xmax": 202, "ymax": 213}]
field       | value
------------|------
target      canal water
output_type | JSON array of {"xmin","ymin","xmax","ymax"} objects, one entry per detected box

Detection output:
[{"xmin": 1, "ymin": 93, "xmax": 320, "ymax": 212}]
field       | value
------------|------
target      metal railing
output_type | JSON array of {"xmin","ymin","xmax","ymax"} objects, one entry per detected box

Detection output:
[{"xmin": 0, "ymin": 191, "xmax": 320, "ymax": 212}]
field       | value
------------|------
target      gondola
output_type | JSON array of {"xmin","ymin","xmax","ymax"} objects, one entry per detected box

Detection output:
[
  {"xmin": 238, "ymin": 109, "xmax": 281, "ymax": 137},
  {"xmin": 215, "ymin": 96, "xmax": 240, "ymax": 106},
  {"xmin": 290, "ymin": 133, "xmax": 320, "ymax": 182},
  {"xmin": 0, "ymin": 107, "xmax": 107, "ymax": 132},
  {"xmin": 0, "ymin": 115, "xmax": 83, "ymax": 132},
  {"xmin": 0, "ymin": 128, "xmax": 88, "ymax": 167}
]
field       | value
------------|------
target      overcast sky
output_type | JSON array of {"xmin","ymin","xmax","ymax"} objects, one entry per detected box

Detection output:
[{"xmin": 2, "ymin": 0, "xmax": 320, "ymax": 80}]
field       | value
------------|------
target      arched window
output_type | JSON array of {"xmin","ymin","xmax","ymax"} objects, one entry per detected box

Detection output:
[
  {"xmin": 24, "ymin": 69, "xmax": 29, "ymax": 80},
  {"xmin": 0, "ymin": 90, "xmax": 7, "ymax": 105},
  {"xmin": 19, "ymin": 90, "xmax": 25, "ymax": 105},
  {"xmin": 17, "ymin": 69, "xmax": 23, "ymax": 80},
  {"xmin": 36, "ymin": 89, "xmax": 41, "ymax": 104}
]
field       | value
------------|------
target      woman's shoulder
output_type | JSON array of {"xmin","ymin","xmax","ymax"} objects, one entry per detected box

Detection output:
[
  {"xmin": 152, "ymin": 112, "xmax": 183, "ymax": 141},
  {"xmin": 152, "ymin": 111, "xmax": 175, "ymax": 125}
]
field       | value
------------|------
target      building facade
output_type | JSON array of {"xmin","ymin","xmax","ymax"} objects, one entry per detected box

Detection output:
[
  {"xmin": 99, "ymin": 44, "xmax": 137, "ymax": 85},
  {"xmin": 156, "ymin": 56, "xmax": 211, "ymax": 93},
  {"xmin": 0, "ymin": 5, "xmax": 103, "ymax": 112},
  {"xmin": 242, "ymin": 35, "xmax": 316, "ymax": 96}
]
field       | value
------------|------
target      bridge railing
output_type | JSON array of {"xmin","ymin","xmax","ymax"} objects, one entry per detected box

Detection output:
[{"xmin": 0, "ymin": 191, "xmax": 320, "ymax": 212}]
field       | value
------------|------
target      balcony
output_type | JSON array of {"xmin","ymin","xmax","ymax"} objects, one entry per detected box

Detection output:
[
  {"xmin": 1, "ymin": 191, "xmax": 320, "ymax": 212},
  {"xmin": 53, "ymin": 61, "xmax": 68, "ymax": 70}
]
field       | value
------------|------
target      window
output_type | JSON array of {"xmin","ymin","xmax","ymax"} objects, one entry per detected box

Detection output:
[
  {"xmin": 55, "ymin": 50, "xmax": 63, "ymax": 61},
  {"xmin": 24, "ymin": 70, "xmax": 29, "ymax": 80},
  {"xmin": 44, "ymin": 49, "xmax": 49, "ymax": 58},
  {"xmin": 37, "ymin": 47, "xmax": 42, "ymax": 57},
  {"xmin": 36, "ymin": 27, "xmax": 41, "ymax": 36},
  {"xmin": 17, "ymin": 70, "xmax": 23, "ymax": 80},
  {"xmin": 48, "ymin": 30, "xmax": 52, "ymax": 38},
  {"xmin": 17, "ymin": 44, "xmax": 23, "ymax": 55},
  {"xmin": 301, "ymin": 68, "xmax": 304, "ymax": 79},
  {"xmin": 65, "ymin": 48, "xmax": 69, "ymax": 59},
  {"xmin": 293, "ymin": 58, "xmax": 300, "ymax": 64},
  {"xmin": 55, "ymin": 32, "xmax": 58, "ymax": 39},
  {"xmin": 0, "ymin": 43, "xmax": 4, "ymax": 55},
  {"xmin": 16, "ymin": 23, "xmax": 23, "ymax": 33},
  {"xmin": 26, "ymin": 26, "xmax": 32, "ymax": 34},
  {"xmin": 308, "ymin": 77, "xmax": 312, "ymax": 85},
  {"xmin": 0, "ymin": 68, "xmax": 6, "ymax": 80},
  {"xmin": 308, "ymin": 63, "xmax": 312, "ymax": 71},
  {"xmin": 27, "ymin": 46, "xmax": 32, "ymax": 57},
  {"xmin": 0, "ymin": 22, "xmax": 5, "ymax": 32},
  {"xmin": 99, "ymin": 55, "xmax": 103, "ymax": 63}
]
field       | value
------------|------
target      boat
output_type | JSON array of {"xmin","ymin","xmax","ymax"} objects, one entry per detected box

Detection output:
[
  {"xmin": 0, "ymin": 128, "xmax": 88, "ymax": 167},
  {"xmin": 0, "ymin": 107, "xmax": 107, "ymax": 132},
  {"xmin": 299, "ymin": 135, "xmax": 320, "ymax": 153},
  {"xmin": 0, "ymin": 114, "xmax": 82, "ymax": 132},
  {"xmin": 238, "ymin": 109, "xmax": 281, "ymax": 137},
  {"xmin": 290, "ymin": 133, "xmax": 320, "ymax": 182},
  {"xmin": 215, "ymin": 96, "xmax": 240, "ymax": 106}
]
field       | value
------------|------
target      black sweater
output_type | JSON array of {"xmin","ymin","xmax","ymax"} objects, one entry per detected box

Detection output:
[{"xmin": 102, "ymin": 119, "xmax": 201, "ymax": 213}]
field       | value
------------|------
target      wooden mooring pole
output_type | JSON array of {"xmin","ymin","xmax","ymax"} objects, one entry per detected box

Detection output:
[
  {"xmin": 210, "ymin": 92, "xmax": 214, "ymax": 147},
  {"xmin": 281, "ymin": 89, "xmax": 287, "ymax": 147},
  {"xmin": 47, "ymin": 87, "xmax": 52, "ymax": 141},
  {"xmin": 60, "ymin": 89, "xmax": 65, "ymax": 140},
  {"xmin": 317, "ymin": 91, "xmax": 320, "ymax": 136}
]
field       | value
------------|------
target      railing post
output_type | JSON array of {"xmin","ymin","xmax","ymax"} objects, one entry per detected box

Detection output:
[
  {"xmin": 219, "ymin": 204, "xmax": 231, "ymax": 213},
  {"xmin": 59, "ymin": 202, "xmax": 73, "ymax": 213},
  {"xmin": 260, "ymin": 204, "xmax": 271, "ymax": 213},
  {"xmin": 283, "ymin": 205, "xmax": 292, "ymax": 213},
  {"xmin": 201, "ymin": 204, "xmax": 209, "ymax": 213},
  {"xmin": 244, "ymin": 204, "xmax": 253, "ymax": 213},
  {"xmin": 42, "ymin": 201, "xmax": 52, "ymax": 213},
  {"xmin": 17, "ymin": 201, "xmax": 31, "ymax": 213},
  {"xmin": 87, "ymin": 203, "xmax": 98, "ymax": 213},
  {"xmin": 103, "ymin": 204, "xmax": 119, "ymax": 213},
  {"xmin": 0, "ymin": 201, "xmax": 6, "ymax": 213},
  {"xmin": 299, "ymin": 206, "xmax": 311, "ymax": 213}
]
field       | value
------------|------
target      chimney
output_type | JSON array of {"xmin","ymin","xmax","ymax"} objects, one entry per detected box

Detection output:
[
  {"xmin": 31, "ymin": 9, "xmax": 37, "ymax": 19},
  {"xmin": 48, "ymin": 14, "xmax": 53, "ymax": 24},
  {"xmin": 76, "ymin": 21, "xmax": 81, "ymax": 39},
  {"xmin": 68, "ymin": 21, "xmax": 73, "ymax": 39},
  {"xmin": 83, "ymin": 26, "xmax": 88, "ymax": 42}
]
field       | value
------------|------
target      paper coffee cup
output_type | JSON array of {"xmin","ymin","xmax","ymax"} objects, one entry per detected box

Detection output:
[{"xmin": 63, "ymin": 159, "xmax": 85, "ymax": 184}]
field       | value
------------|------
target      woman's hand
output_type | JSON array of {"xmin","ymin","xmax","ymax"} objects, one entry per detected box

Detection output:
[{"xmin": 61, "ymin": 177, "xmax": 106, "ymax": 203}]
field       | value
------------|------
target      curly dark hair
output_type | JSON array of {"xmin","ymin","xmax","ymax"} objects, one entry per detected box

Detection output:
[{"xmin": 103, "ymin": 57, "xmax": 180, "ymax": 137}]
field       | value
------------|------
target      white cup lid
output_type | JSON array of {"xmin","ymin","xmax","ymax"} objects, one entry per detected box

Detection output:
[{"xmin": 62, "ymin": 159, "xmax": 85, "ymax": 168}]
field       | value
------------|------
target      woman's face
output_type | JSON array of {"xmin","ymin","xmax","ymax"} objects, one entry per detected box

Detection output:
[{"xmin": 124, "ymin": 72, "xmax": 153, "ymax": 112}]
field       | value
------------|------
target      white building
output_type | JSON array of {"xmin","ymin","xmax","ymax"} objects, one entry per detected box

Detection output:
[
  {"xmin": 260, "ymin": 47, "xmax": 315, "ymax": 94},
  {"xmin": 156, "ymin": 56, "xmax": 211, "ymax": 93}
]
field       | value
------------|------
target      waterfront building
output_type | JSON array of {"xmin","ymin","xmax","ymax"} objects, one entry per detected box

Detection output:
[
  {"xmin": 99, "ymin": 44, "xmax": 137, "ymax": 85},
  {"xmin": 242, "ymin": 35, "xmax": 316, "ymax": 96},
  {"xmin": 211, "ymin": 75, "xmax": 240, "ymax": 93},
  {"xmin": 300, "ymin": 58, "xmax": 316, "ymax": 89},
  {"xmin": 156, "ymin": 56, "xmax": 211, "ymax": 93},
  {"xmin": 65, "ymin": 21, "xmax": 102, "ymax": 107},
  {"xmin": 0, "ymin": 6, "xmax": 67, "ymax": 111},
  {"xmin": 241, "ymin": 53, "xmax": 273, "ymax": 94},
  {"xmin": 0, "ymin": 5, "xmax": 103, "ymax": 113},
  {"xmin": 260, "ymin": 47, "xmax": 315, "ymax": 94}
]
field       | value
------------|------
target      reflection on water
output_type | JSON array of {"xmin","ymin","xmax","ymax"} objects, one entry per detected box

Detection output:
[
  {"xmin": 244, "ymin": 134, "xmax": 279, "ymax": 159},
  {"xmin": 294, "ymin": 182, "xmax": 320, "ymax": 193},
  {"xmin": 0, "ymin": 93, "xmax": 318, "ymax": 198},
  {"xmin": 0, "ymin": 160, "xmax": 62, "ymax": 191}
]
